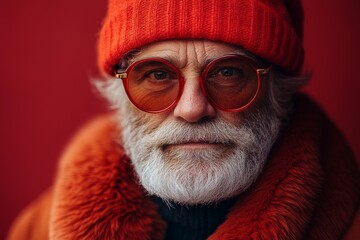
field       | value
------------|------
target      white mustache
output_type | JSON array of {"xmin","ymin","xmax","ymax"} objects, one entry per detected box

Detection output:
[{"xmin": 140, "ymin": 118, "xmax": 255, "ymax": 148}]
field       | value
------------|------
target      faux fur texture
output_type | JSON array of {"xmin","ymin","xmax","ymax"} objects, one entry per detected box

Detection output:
[
  {"xmin": 49, "ymin": 114, "xmax": 166, "ymax": 240},
  {"xmin": 8, "ymin": 94, "xmax": 360, "ymax": 239}
]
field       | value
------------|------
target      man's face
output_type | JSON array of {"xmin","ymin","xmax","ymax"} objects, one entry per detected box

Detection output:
[{"xmin": 117, "ymin": 40, "xmax": 281, "ymax": 205}]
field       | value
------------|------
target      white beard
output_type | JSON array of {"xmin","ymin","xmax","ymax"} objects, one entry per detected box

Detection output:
[{"xmin": 117, "ymin": 99, "xmax": 281, "ymax": 205}]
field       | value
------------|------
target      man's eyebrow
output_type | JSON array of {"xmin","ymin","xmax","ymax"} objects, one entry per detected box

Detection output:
[
  {"xmin": 231, "ymin": 49, "xmax": 266, "ymax": 66},
  {"xmin": 128, "ymin": 49, "xmax": 266, "ymax": 68},
  {"xmin": 131, "ymin": 53, "xmax": 188, "ymax": 69},
  {"xmin": 201, "ymin": 50, "xmax": 264, "ymax": 68},
  {"xmin": 232, "ymin": 50, "xmax": 253, "ymax": 58},
  {"xmin": 132, "ymin": 53, "xmax": 177, "ymax": 62}
]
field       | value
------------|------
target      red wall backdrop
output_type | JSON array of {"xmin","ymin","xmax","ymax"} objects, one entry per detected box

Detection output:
[{"xmin": 1, "ymin": 0, "xmax": 359, "ymax": 238}]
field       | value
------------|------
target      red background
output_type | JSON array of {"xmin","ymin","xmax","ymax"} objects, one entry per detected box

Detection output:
[{"xmin": 1, "ymin": 0, "xmax": 359, "ymax": 238}]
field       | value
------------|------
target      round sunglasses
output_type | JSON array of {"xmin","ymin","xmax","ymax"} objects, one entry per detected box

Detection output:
[{"xmin": 114, "ymin": 54, "xmax": 272, "ymax": 113}]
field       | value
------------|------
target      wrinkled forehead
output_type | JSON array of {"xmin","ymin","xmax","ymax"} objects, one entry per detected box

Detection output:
[{"xmin": 126, "ymin": 40, "xmax": 266, "ymax": 69}]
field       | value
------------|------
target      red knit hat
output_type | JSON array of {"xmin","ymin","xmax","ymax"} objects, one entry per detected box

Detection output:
[{"xmin": 98, "ymin": 0, "xmax": 304, "ymax": 75}]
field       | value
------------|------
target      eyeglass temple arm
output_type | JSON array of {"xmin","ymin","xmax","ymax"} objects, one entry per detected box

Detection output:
[
  {"xmin": 115, "ymin": 72, "xmax": 127, "ymax": 79},
  {"xmin": 257, "ymin": 66, "xmax": 272, "ymax": 75}
]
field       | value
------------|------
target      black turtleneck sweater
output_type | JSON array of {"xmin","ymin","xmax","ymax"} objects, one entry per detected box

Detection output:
[{"xmin": 152, "ymin": 196, "xmax": 238, "ymax": 240}]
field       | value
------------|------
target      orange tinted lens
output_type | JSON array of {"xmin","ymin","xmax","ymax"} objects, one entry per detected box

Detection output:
[
  {"xmin": 127, "ymin": 60, "xmax": 180, "ymax": 112},
  {"xmin": 204, "ymin": 57, "xmax": 259, "ymax": 110}
]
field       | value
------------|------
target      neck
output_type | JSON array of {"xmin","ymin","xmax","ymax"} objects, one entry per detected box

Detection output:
[{"xmin": 152, "ymin": 196, "xmax": 239, "ymax": 240}]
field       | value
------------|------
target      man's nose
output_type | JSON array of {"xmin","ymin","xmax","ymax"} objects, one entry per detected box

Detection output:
[{"xmin": 173, "ymin": 78, "xmax": 216, "ymax": 123}]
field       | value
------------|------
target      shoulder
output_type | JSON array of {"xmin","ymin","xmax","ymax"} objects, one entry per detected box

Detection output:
[{"xmin": 292, "ymin": 93, "xmax": 360, "ymax": 239}]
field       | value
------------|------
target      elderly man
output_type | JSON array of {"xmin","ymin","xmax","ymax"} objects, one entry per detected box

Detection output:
[{"xmin": 8, "ymin": 0, "xmax": 360, "ymax": 239}]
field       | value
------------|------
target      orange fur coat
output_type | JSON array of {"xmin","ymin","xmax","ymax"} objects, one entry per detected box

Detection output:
[{"xmin": 8, "ymin": 95, "xmax": 360, "ymax": 239}]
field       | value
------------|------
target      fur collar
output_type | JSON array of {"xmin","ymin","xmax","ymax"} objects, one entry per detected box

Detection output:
[{"xmin": 49, "ymin": 95, "xmax": 360, "ymax": 239}]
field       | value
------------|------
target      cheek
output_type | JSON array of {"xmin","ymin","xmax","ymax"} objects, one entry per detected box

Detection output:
[
  {"xmin": 144, "ymin": 114, "xmax": 169, "ymax": 131},
  {"xmin": 216, "ymin": 111, "xmax": 243, "ymax": 124},
  {"xmin": 209, "ymin": 75, "xmax": 272, "ymax": 124},
  {"xmin": 238, "ymin": 74, "xmax": 271, "ymax": 118},
  {"xmin": 129, "ymin": 106, "xmax": 170, "ymax": 133}
]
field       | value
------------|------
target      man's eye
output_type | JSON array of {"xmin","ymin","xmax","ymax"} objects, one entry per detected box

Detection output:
[
  {"xmin": 208, "ymin": 67, "xmax": 244, "ymax": 80},
  {"xmin": 144, "ymin": 70, "xmax": 178, "ymax": 82},
  {"xmin": 219, "ymin": 68, "xmax": 241, "ymax": 77},
  {"xmin": 151, "ymin": 71, "xmax": 169, "ymax": 80}
]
